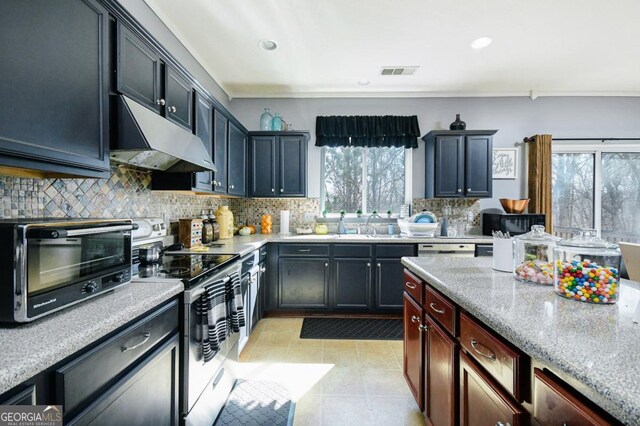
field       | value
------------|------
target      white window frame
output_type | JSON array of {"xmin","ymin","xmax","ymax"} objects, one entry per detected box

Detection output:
[
  {"xmin": 552, "ymin": 141, "xmax": 640, "ymax": 237},
  {"xmin": 320, "ymin": 146, "xmax": 412, "ymax": 214}
]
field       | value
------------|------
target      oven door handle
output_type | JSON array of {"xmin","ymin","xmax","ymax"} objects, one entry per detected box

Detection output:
[{"xmin": 27, "ymin": 225, "xmax": 134, "ymax": 239}]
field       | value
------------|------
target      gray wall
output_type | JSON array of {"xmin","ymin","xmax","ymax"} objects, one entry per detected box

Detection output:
[
  {"xmin": 230, "ymin": 97, "xmax": 640, "ymax": 209},
  {"xmin": 117, "ymin": 0, "xmax": 230, "ymax": 109}
]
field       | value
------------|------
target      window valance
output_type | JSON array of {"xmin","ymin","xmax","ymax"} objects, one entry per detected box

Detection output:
[{"xmin": 315, "ymin": 115, "xmax": 420, "ymax": 149}]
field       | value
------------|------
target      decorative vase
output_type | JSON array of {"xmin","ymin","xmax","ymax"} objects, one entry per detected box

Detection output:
[
  {"xmin": 449, "ymin": 114, "xmax": 466, "ymax": 130},
  {"xmin": 214, "ymin": 206, "xmax": 234, "ymax": 239},
  {"xmin": 260, "ymin": 108, "xmax": 273, "ymax": 131},
  {"xmin": 271, "ymin": 113, "xmax": 283, "ymax": 131}
]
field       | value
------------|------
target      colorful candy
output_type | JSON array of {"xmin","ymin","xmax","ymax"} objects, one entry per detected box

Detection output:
[
  {"xmin": 554, "ymin": 259, "xmax": 619, "ymax": 304},
  {"xmin": 515, "ymin": 260, "xmax": 554, "ymax": 285}
]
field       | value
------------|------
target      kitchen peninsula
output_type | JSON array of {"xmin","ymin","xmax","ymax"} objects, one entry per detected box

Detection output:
[{"xmin": 401, "ymin": 256, "xmax": 640, "ymax": 425}]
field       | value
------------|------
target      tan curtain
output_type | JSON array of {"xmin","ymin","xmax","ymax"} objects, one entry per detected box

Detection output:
[{"xmin": 527, "ymin": 134, "xmax": 553, "ymax": 233}]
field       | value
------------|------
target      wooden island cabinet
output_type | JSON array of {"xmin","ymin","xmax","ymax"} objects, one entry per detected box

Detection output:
[{"xmin": 402, "ymin": 268, "xmax": 619, "ymax": 426}]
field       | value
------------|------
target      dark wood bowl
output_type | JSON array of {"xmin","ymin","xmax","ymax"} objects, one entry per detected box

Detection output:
[{"xmin": 499, "ymin": 198, "xmax": 530, "ymax": 214}]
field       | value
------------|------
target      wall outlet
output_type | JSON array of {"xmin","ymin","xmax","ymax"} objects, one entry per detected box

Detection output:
[{"xmin": 304, "ymin": 212, "xmax": 316, "ymax": 223}]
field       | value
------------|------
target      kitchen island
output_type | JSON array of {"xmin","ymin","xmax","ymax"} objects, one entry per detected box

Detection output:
[{"xmin": 401, "ymin": 256, "xmax": 640, "ymax": 425}]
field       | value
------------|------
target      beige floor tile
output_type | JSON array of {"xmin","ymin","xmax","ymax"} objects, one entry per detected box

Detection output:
[
  {"xmin": 367, "ymin": 396, "xmax": 426, "ymax": 426},
  {"xmin": 289, "ymin": 337, "xmax": 323, "ymax": 349},
  {"xmin": 320, "ymin": 366, "xmax": 366, "ymax": 396},
  {"xmin": 356, "ymin": 340, "xmax": 391, "ymax": 351},
  {"xmin": 293, "ymin": 394, "xmax": 323, "ymax": 426},
  {"xmin": 245, "ymin": 347, "xmax": 289, "ymax": 363},
  {"xmin": 358, "ymin": 349, "xmax": 401, "ymax": 369},
  {"xmin": 253, "ymin": 330, "xmax": 295, "ymax": 348},
  {"xmin": 388, "ymin": 340, "xmax": 404, "ymax": 351},
  {"xmin": 362, "ymin": 368, "xmax": 412, "ymax": 397},
  {"xmin": 285, "ymin": 347, "xmax": 324, "ymax": 363},
  {"xmin": 322, "ymin": 395, "xmax": 373, "ymax": 425},
  {"xmin": 322, "ymin": 348, "xmax": 359, "ymax": 367},
  {"xmin": 322, "ymin": 339, "xmax": 357, "ymax": 349},
  {"xmin": 260, "ymin": 317, "xmax": 302, "ymax": 331}
]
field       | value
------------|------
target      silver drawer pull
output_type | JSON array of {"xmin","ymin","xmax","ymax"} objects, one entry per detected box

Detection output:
[
  {"xmin": 298, "ymin": 249, "xmax": 311, "ymax": 252},
  {"xmin": 122, "ymin": 332, "xmax": 151, "ymax": 352},
  {"xmin": 411, "ymin": 315, "xmax": 420, "ymax": 323},
  {"xmin": 405, "ymin": 282, "xmax": 417, "ymax": 289},
  {"xmin": 418, "ymin": 324, "xmax": 428, "ymax": 332},
  {"xmin": 429, "ymin": 303, "xmax": 445, "ymax": 315},
  {"xmin": 471, "ymin": 338, "xmax": 497, "ymax": 361}
]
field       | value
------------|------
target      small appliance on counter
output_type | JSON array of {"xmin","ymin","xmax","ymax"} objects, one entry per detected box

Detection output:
[
  {"xmin": 482, "ymin": 213, "xmax": 545, "ymax": 237},
  {"xmin": 0, "ymin": 218, "xmax": 134, "ymax": 323}
]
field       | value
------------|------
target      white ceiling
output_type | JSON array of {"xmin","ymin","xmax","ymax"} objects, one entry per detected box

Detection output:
[{"xmin": 144, "ymin": 0, "xmax": 640, "ymax": 99}]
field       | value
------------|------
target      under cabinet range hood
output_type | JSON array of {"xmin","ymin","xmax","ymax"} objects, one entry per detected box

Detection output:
[{"xmin": 110, "ymin": 95, "xmax": 216, "ymax": 172}]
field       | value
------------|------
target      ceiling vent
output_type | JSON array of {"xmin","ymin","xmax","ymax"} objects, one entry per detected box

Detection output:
[{"xmin": 380, "ymin": 66, "xmax": 419, "ymax": 76}]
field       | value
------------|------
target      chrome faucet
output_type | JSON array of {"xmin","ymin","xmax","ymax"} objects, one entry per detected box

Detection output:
[{"xmin": 365, "ymin": 211, "xmax": 381, "ymax": 235}]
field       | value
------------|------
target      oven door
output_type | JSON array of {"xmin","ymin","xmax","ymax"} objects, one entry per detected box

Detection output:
[{"xmin": 21, "ymin": 222, "xmax": 132, "ymax": 321}]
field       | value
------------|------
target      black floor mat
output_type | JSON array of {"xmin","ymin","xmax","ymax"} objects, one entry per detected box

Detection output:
[
  {"xmin": 300, "ymin": 317, "xmax": 403, "ymax": 340},
  {"xmin": 214, "ymin": 380, "xmax": 295, "ymax": 426}
]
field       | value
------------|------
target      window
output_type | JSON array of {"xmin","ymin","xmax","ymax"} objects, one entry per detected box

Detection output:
[
  {"xmin": 552, "ymin": 144, "xmax": 640, "ymax": 243},
  {"xmin": 321, "ymin": 146, "xmax": 409, "ymax": 214}
]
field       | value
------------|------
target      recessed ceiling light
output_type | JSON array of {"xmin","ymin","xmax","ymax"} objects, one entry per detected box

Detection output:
[
  {"xmin": 358, "ymin": 79, "xmax": 370, "ymax": 86},
  {"xmin": 259, "ymin": 39, "xmax": 278, "ymax": 51},
  {"xmin": 471, "ymin": 36, "xmax": 492, "ymax": 49}
]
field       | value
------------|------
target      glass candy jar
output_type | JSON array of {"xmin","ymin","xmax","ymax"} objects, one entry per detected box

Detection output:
[
  {"xmin": 553, "ymin": 229, "xmax": 622, "ymax": 304},
  {"xmin": 513, "ymin": 225, "xmax": 559, "ymax": 285}
]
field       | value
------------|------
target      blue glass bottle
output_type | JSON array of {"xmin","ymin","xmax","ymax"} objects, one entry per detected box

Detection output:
[
  {"xmin": 271, "ymin": 113, "xmax": 282, "ymax": 131},
  {"xmin": 260, "ymin": 108, "xmax": 273, "ymax": 131}
]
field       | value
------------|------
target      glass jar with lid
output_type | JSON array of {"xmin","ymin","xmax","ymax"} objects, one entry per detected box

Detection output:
[
  {"xmin": 512, "ymin": 225, "xmax": 559, "ymax": 285},
  {"xmin": 553, "ymin": 229, "xmax": 622, "ymax": 304}
]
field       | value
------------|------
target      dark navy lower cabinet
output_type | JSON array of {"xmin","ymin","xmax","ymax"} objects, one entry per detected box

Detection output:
[
  {"xmin": 278, "ymin": 257, "xmax": 329, "ymax": 309},
  {"xmin": 333, "ymin": 258, "xmax": 372, "ymax": 309},
  {"xmin": 0, "ymin": 0, "xmax": 111, "ymax": 178},
  {"xmin": 375, "ymin": 258, "xmax": 406, "ymax": 310}
]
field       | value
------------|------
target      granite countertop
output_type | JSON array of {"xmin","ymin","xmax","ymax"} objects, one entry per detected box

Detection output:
[
  {"xmin": 401, "ymin": 256, "xmax": 640, "ymax": 425},
  {"xmin": 169, "ymin": 234, "xmax": 493, "ymax": 257},
  {"xmin": 0, "ymin": 280, "xmax": 184, "ymax": 395}
]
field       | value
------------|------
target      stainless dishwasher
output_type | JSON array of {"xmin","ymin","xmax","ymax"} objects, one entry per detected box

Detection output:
[{"xmin": 418, "ymin": 243, "xmax": 475, "ymax": 257}]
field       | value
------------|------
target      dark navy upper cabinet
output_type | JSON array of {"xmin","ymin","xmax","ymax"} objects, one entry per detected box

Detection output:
[
  {"xmin": 227, "ymin": 122, "xmax": 247, "ymax": 197},
  {"xmin": 212, "ymin": 109, "xmax": 229, "ymax": 193},
  {"xmin": 117, "ymin": 24, "xmax": 161, "ymax": 114},
  {"xmin": 0, "ymin": 0, "xmax": 111, "ymax": 178},
  {"xmin": 193, "ymin": 92, "xmax": 213, "ymax": 191},
  {"xmin": 423, "ymin": 130, "xmax": 497, "ymax": 198},
  {"xmin": 249, "ymin": 132, "xmax": 309, "ymax": 198},
  {"xmin": 164, "ymin": 65, "xmax": 193, "ymax": 130}
]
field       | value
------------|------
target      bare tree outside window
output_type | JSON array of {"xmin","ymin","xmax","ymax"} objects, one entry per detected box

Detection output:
[
  {"xmin": 601, "ymin": 152, "xmax": 640, "ymax": 243},
  {"xmin": 323, "ymin": 146, "xmax": 405, "ymax": 214},
  {"xmin": 552, "ymin": 153, "xmax": 594, "ymax": 237}
]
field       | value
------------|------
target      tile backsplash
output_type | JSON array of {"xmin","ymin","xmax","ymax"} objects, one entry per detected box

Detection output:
[
  {"xmin": 228, "ymin": 197, "xmax": 320, "ymax": 231},
  {"xmin": 412, "ymin": 198, "xmax": 481, "ymax": 226}
]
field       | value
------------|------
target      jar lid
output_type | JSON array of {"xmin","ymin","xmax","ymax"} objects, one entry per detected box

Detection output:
[
  {"xmin": 514, "ymin": 224, "xmax": 559, "ymax": 243},
  {"xmin": 558, "ymin": 229, "xmax": 619, "ymax": 249}
]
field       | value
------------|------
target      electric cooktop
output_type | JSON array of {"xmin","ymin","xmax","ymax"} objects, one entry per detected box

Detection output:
[{"xmin": 137, "ymin": 253, "xmax": 239, "ymax": 287}]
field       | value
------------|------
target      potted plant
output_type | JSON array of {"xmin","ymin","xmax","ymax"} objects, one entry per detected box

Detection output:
[
  {"xmin": 322, "ymin": 209, "xmax": 327, "ymax": 218},
  {"xmin": 387, "ymin": 209, "xmax": 393, "ymax": 218},
  {"xmin": 356, "ymin": 209, "xmax": 362, "ymax": 218}
]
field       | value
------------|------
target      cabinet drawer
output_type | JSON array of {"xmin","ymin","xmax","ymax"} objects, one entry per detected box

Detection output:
[
  {"xmin": 533, "ymin": 369, "xmax": 612, "ymax": 426},
  {"xmin": 474, "ymin": 244, "xmax": 493, "ymax": 257},
  {"xmin": 402, "ymin": 269, "xmax": 423, "ymax": 305},
  {"xmin": 425, "ymin": 285, "xmax": 456, "ymax": 335},
  {"xmin": 334, "ymin": 244, "xmax": 372, "ymax": 258},
  {"xmin": 459, "ymin": 311, "xmax": 527, "ymax": 402},
  {"xmin": 376, "ymin": 244, "xmax": 415, "ymax": 258},
  {"xmin": 56, "ymin": 299, "xmax": 179, "ymax": 414},
  {"xmin": 279, "ymin": 244, "xmax": 329, "ymax": 256},
  {"xmin": 460, "ymin": 351, "xmax": 527, "ymax": 426}
]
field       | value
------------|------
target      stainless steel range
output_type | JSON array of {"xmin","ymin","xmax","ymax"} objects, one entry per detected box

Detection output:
[{"xmin": 131, "ymin": 218, "xmax": 241, "ymax": 426}]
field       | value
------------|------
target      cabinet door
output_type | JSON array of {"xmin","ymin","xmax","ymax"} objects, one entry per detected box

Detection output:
[
  {"xmin": 193, "ymin": 92, "xmax": 213, "ymax": 191},
  {"xmin": 464, "ymin": 135, "xmax": 492, "ymax": 198},
  {"xmin": 227, "ymin": 122, "xmax": 247, "ymax": 197},
  {"xmin": 0, "ymin": 385, "xmax": 36, "ymax": 405},
  {"xmin": 333, "ymin": 258, "xmax": 372, "ymax": 309},
  {"xmin": 425, "ymin": 315, "xmax": 457, "ymax": 426},
  {"xmin": 434, "ymin": 136, "xmax": 464, "ymax": 197},
  {"xmin": 278, "ymin": 258, "xmax": 329, "ymax": 308},
  {"xmin": 67, "ymin": 335, "xmax": 179, "ymax": 426},
  {"xmin": 278, "ymin": 135, "xmax": 307, "ymax": 197},
  {"xmin": 375, "ymin": 259, "xmax": 405, "ymax": 310},
  {"xmin": 164, "ymin": 65, "xmax": 193, "ymax": 130},
  {"xmin": 460, "ymin": 352, "xmax": 527, "ymax": 426},
  {"xmin": 212, "ymin": 109, "xmax": 228, "ymax": 193},
  {"xmin": 117, "ymin": 24, "xmax": 161, "ymax": 114},
  {"xmin": 250, "ymin": 136, "xmax": 277, "ymax": 197},
  {"xmin": 403, "ymin": 293, "xmax": 424, "ymax": 411},
  {"xmin": 0, "ymin": 0, "xmax": 110, "ymax": 177}
]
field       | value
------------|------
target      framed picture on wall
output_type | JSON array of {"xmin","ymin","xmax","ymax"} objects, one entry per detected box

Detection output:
[{"xmin": 493, "ymin": 148, "xmax": 517, "ymax": 179}]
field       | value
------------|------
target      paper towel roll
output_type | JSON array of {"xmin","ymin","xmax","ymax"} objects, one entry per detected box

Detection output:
[{"xmin": 280, "ymin": 210, "xmax": 290, "ymax": 235}]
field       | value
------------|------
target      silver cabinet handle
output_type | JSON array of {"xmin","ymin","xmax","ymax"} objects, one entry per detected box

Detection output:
[
  {"xmin": 271, "ymin": 188, "xmax": 275, "ymax": 193},
  {"xmin": 156, "ymin": 98, "xmax": 166, "ymax": 106},
  {"xmin": 229, "ymin": 185, "xmax": 234, "ymax": 189},
  {"xmin": 260, "ymin": 266, "xmax": 266, "ymax": 273},
  {"xmin": 121, "ymin": 332, "xmax": 151, "ymax": 352},
  {"xmin": 367, "ymin": 262, "xmax": 371, "ymax": 267},
  {"xmin": 405, "ymin": 282, "xmax": 416, "ymax": 289},
  {"xmin": 429, "ymin": 303, "xmax": 445, "ymax": 315},
  {"xmin": 457, "ymin": 188, "xmax": 462, "ymax": 193},
  {"xmin": 495, "ymin": 423, "xmax": 511, "ymax": 426},
  {"xmin": 467, "ymin": 188, "xmax": 472, "ymax": 191},
  {"xmin": 169, "ymin": 106, "xmax": 177, "ymax": 113},
  {"xmin": 298, "ymin": 249, "xmax": 311, "ymax": 252},
  {"xmin": 411, "ymin": 315, "xmax": 420, "ymax": 323},
  {"xmin": 324, "ymin": 262, "xmax": 329, "ymax": 267},
  {"xmin": 280, "ymin": 188, "xmax": 284, "ymax": 192},
  {"xmin": 471, "ymin": 338, "xmax": 497, "ymax": 361},
  {"xmin": 377, "ymin": 263, "xmax": 381, "ymax": 268},
  {"xmin": 419, "ymin": 324, "xmax": 429, "ymax": 332},
  {"xmin": 212, "ymin": 180, "xmax": 218, "ymax": 185}
]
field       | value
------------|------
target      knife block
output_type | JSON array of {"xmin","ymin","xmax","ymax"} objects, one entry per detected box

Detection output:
[{"xmin": 179, "ymin": 218, "xmax": 203, "ymax": 247}]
